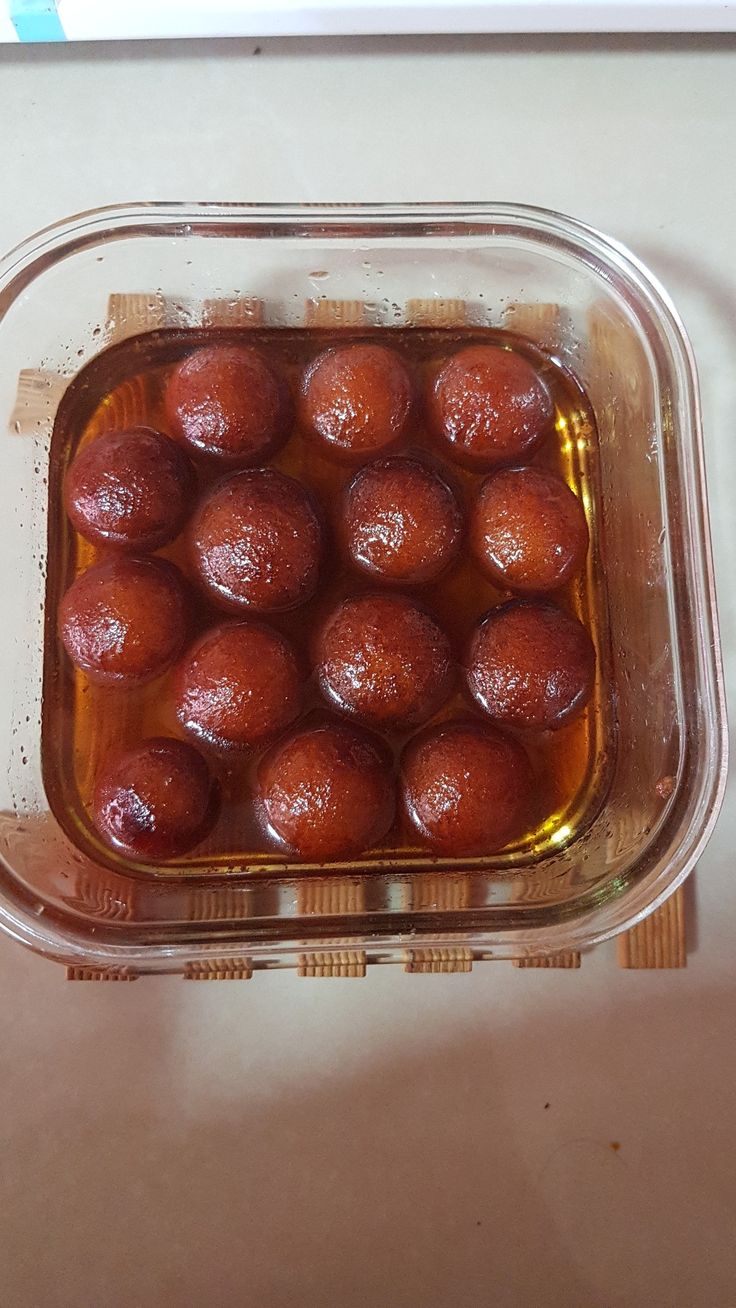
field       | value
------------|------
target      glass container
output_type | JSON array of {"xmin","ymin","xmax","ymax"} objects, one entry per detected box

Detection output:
[{"xmin": 0, "ymin": 203, "xmax": 726, "ymax": 974}]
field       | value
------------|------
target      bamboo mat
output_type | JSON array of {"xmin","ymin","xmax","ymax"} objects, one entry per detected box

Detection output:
[{"xmin": 9, "ymin": 289, "xmax": 687, "ymax": 977}]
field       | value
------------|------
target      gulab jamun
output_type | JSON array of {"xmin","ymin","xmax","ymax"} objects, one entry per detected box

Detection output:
[
  {"xmin": 257, "ymin": 722, "xmax": 394, "ymax": 860},
  {"xmin": 470, "ymin": 465, "xmax": 589, "ymax": 593},
  {"xmin": 64, "ymin": 427, "xmax": 195, "ymax": 552},
  {"xmin": 401, "ymin": 720, "xmax": 534, "ymax": 856},
  {"xmin": 344, "ymin": 456, "xmax": 462, "ymax": 584},
  {"xmin": 427, "ymin": 344, "xmax": 554, "ymax": 470},
  {"xmin": 300, "ymin": 343, "xmax": 413, "ymax": 460},
  {"xmin": 59, "ymin": 557, "xmax": 188, "ymax": 685},
  {"xmin": 189, "ymin": 469, "xmax": 322, "ymax": 612},
  {"xmin": 466, "ymin": 600, "xmax": 595, "ymax": 729},
  {"xmin": 92, "ymin": 737, "xmax": 219, "ymax": 859},
  {"xmin": 165, "ymin": 344, "xmax": 292, "ymax": 463},
  {"xmin": 317, "ymin": 593, "xmax": 454, "ymax": 729},
  {"xmin": 174, "ymin": 621, "xmax": 303, "ymax": 750}
]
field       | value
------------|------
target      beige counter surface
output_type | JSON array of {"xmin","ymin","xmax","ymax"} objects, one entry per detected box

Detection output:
[{"xmin": 0, "ymin": 33, "xmax": 734, "ymax": 1308}]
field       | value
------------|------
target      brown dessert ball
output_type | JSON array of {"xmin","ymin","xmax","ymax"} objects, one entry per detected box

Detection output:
[
  {"xmin": 174, "ymin": 621, "xmax": 303, "ymax": 750},
  {"xmin": 344, "ymin": 456, "xmax": 462, "ymax": 584},
  {"xmin": 257, "ymin": 722, "xmax": 394, "ymax": 860},
  {"xmin": 317, "ymin": 593, "xmax": 454, "ymax": 729},
  {"xmin": 470, "ymin": 466, "xmax": 589, "ymax": 593},
  {"xmin": 59, "ymin": 557, "xmax": 188, "ymax": 685},
  {"xmin": 301, "ymin": 343, "xmax": 413, "ymax": 460},
  {"xmin": 427, "ymin": 344, "xmax": 555, "ymax": 470},
  {"xmin": 92, "ymin": 737, "xmax": 219, "ymax": 859},
  {"xmin": 165, "ymin": 344, "xmax": 292, "ymax": 464},
  {"xmin": 189, "ymin": 469, "xmax": 321, "ymax": 612},
  {"xmin": 467, "ymin": 600, "xmax": 595, "ymax": 729},
  {"xmin": 64, "ymin": 427, "xmax": 195, "ymax": 552},
  {"xmin": 401, "ymin": 720, "xmax": 534, "ymax": 856}
]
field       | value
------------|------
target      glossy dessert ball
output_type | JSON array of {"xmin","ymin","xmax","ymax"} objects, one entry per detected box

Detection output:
[
  {"xmin": 92, "ymin": 737, "xmax": 219, "ymax": 859},
  {"xmin": 317, "ymin": 593, "xmax": 454, "ymax": 729},
  {"xmin": 401, "ymin": 720, "xmax": 534, "ymax": 856},
  {"xmin": 258, "ymin": 722, "xmax": 394, "ymax": 860},
  {"xmin": 174, "ymin": 621, "xmax": 303, "ymax": 750},
  {"xmin": 470, "ymin": 465, "xmax": 589, "ymax": 593},
  {"xmin": 301, "ymin": 343, "xmax": 413, "ymax": 460},
  {"xmin": 189, "ymin": 469, "xmax": 321, "ymax": 612},
  {"xmin": 59, "ymin": 557, "xmax": 188, "ymax": 684},
  {"xmin": 64, "ymin": 426, "xmax": 195, "ymax": 551},
  {"xmin": 467, "ymin": 600, "xmax": 595, "ymax": 729},
  {"xmin": 427, "ymin": 344, "xmax": 554, "ymax": 470},
  {"xmin": 344, "ymin": 456, "xmax": 462, "ymax": 584},
  {"xmin": 165, "ymin": 344, "xmax": 291, "ymax": 463}
]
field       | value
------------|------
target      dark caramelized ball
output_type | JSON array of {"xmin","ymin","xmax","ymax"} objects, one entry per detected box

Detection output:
[
  {"xmin": 301, "ymin": 343, "xmax": 413, "ymax": 460},
  {"xmin": 165, "ymin": 344, "xmax": 291, "ymax": 464},
  {"xmin": 258, "ymin": 722, "xmax": 394, "ymax": 860},
  {"xmin": 344, "ymin": 456, "xmax": 462, "ymax": 584},
  {"xmin": 467, "ymin": 600, "xmax": 595, "ymax": 729},
  {"xmin": 317, "ymin": 593, "xmax": 454, "ymax": 728},
  {"xmin": 427, "ymin": 344, "xmax": 554, "ymax": 470},
  {"xmin": 174, "ymin": 621, "xmax": 302, "ymax": 750},
  {"xmin": 92, "ymin": 737, "xmax": 219, "ymax": 859},
  {"xmin": 190, "ymin": 469, "xmax": 321, "ymax": 612},
  {"xmin": 64, "ymin": 427, "xmax": 195, "ymax": 551},
  {"xmin": 401, "ymin": 720, "xmax": 534, "ymax": 856},
  {"xmin": 470, "ymin": 466, "xmax": 589, "ymax": 593},
  {"xmin": 59, "ymin": 557, "xmax": 188, "ymax": 685}
]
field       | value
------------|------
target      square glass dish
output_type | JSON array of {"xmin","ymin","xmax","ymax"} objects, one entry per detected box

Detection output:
[{"xmin": 0, "ymin": 203, "xmax": 726, "ymax": 974}]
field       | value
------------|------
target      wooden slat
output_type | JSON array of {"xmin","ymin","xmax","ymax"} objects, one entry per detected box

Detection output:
[
  {"xmin": 305, "ymin": 299, "xmax": 367, "ymax": 328},
  {"xmin": 297, "ymin": 879, "xmax": 365, "ymax": 918},
  {"xmin": 10, "ymin": 368, "xmax": 69, "ymax": 436},
  {"xmin": 408, "ymin": 874, "xmax": 471, "ymax": 914},
  {"xmin": 203, "ymin": 297, "xmax": 263, "ymax": 327},
  {"xmin": 184, "ymin": 959, "xmax": 253, "ymax": 981},
  {"xmin": 106, "ymin": 291, "xmax": 167, "ymax": 343},
  {"xmin": 405, "ymin": 947, "xmax": 473, "ymax": 974},
  {"xmin": 296, "ymin": 876, "xmax": 368, "ymax": 977},
  {"xmin": 405, "ymin": 298, "xmax": 467, "ymax": 327},
  {"xmin": 66, "ymin": 966, "xmax": 138, "ymax": 981},
  {"xmin": 298, "ymin": 951, "xmax": 366, "ymax": 978},
  {"xmin": 504, "ymin": 302, "xmax": 562, "ymax": 350},
  {"xmin": 187, "ymin": 887, "xmax": 249, "ymax": 923},
  {"xmin": 617, "ymin": 887, "xmax": 686, "ymax": 969},
  {"xmin": 63, "ymin": 873, "xmax": 136, "ymax": 922},
  {"xmin": 514, "ymin": 952, "xmax": 581, "ymax": 969}
]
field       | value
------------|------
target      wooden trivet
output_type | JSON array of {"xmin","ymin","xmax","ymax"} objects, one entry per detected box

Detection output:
[{"xmin": 6, "ymin": 285, "xmax": 688, "ymax": 978}]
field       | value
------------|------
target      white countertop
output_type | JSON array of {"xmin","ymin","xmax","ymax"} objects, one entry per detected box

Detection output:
[{"xmin": 1, "ymin": 34, "xmax": 735, "ymax": 1308}]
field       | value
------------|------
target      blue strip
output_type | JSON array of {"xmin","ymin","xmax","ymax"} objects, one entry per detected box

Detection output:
[{"xmin": 10, "ymin": 0, "xmax": 66, "ymax": 42}]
